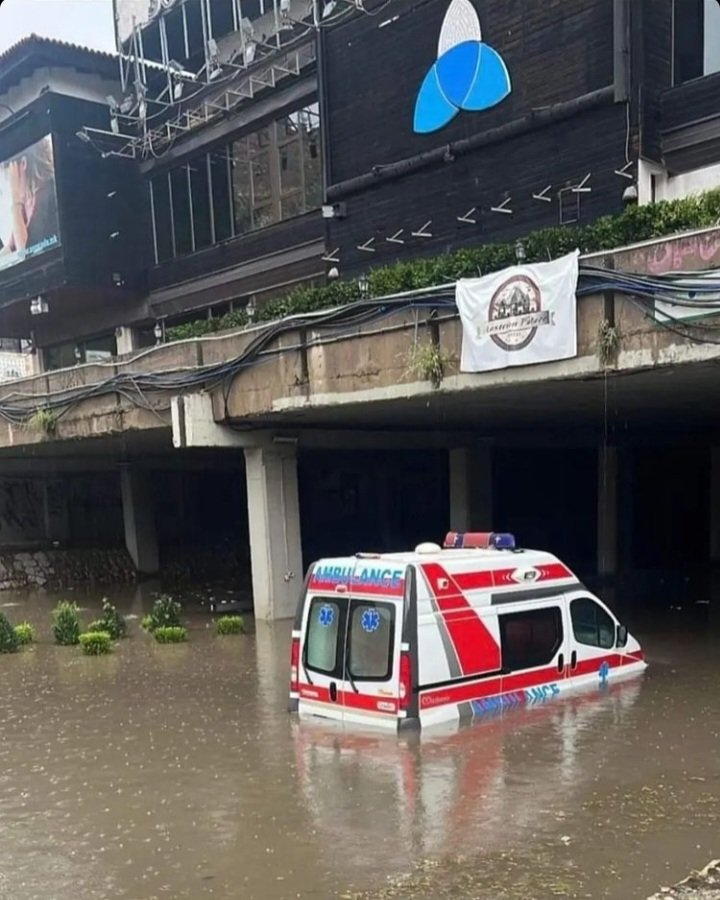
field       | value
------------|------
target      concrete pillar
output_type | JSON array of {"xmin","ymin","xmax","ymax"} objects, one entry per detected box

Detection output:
[
  {"xmin": 244, "ymin": 446, "xmax": 303, "ymax": 621},
  {"xmin": 597, "ymin": 445, "xmax": 618, "ymax": 577},
  {"xmin": 120, "ymin": 468, "xmax": 159, "ymax": 575},
  {"xmin": 115, "ymin": 326, "xmax": 140, "ymax": 357},
  {"xmin": 448, "ymin": 445, "xmax": 493, "ymax": 532}
]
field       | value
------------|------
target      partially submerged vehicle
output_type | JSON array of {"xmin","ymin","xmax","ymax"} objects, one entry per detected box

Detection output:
[{"xmin": 289, "ymin": 532, "xmax": 646, "ymax": 729}]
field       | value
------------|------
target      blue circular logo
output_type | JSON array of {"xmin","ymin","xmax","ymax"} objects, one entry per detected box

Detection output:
[
  {"xmin": 318, "ymin": 605, "xmax": 335, "ymax": 628},
  {"xmin": 361, "ymin": 608, "xmax": 381, "ymax": 633}
]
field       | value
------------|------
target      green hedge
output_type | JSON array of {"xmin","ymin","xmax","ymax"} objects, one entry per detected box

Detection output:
[{"xmin": 165, "ymin": 189, "xmax": 720, "ymax": 343}]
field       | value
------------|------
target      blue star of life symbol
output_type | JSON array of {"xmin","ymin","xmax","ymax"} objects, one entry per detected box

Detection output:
[
  {"xmin": 361, "ymin": 608, "xmax": 381, "ymax": 633},
  {"xmin": 599, "ymin": 661, "xmax": 610, "ymax": 686},
  {"xmin": 318, "ymin": 605, "xmax": 334, "ymax": 627}
]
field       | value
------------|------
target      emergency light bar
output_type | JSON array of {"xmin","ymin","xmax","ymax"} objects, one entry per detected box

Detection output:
[{"xmin": 444, "ymin": 532, "xmax": 516, "ymax": 550}]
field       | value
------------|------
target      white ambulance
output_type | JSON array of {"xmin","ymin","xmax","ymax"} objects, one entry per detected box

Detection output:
[{"xmin": 288, "ymin": 532, "xmax": 646, "ymax": 730}]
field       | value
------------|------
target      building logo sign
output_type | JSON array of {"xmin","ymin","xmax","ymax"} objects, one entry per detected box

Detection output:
[{"xmin": 413, "ymin": 0, "xmax": 511, "ymax": 134}]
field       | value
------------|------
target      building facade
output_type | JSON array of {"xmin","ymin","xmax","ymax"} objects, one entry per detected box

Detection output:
[{"xmin": 0, "ymin": 1, "xmax": 719, "ymax": 369}]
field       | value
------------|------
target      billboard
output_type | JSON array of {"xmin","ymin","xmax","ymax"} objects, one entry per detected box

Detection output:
[{"xmin": 0, "ymin": 135, "xmax": 61, "ymax": 273}]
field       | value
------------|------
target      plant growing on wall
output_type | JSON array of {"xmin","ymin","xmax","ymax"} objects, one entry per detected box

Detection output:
[
  {"xmin": 405, "ymin": 339, "xmax": 451, "ymax": 388},
  {"xmin": 25, "ymin": 408, "xmax": 58, "ymax": 438},
  {"xmin": 52, "ymin": 601, "xmax": 81, "ymax": 646},
  {"xmin": 0, "ymin": 612, "xmax": 20, "ymax": 653},
  {"xmin": 597, "ymin": 319, "xmax": 620, "ymax": 367}
]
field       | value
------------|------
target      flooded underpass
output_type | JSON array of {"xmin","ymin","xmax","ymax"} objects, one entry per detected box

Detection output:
[{"xmin": 0, "ymin": 590, "xmax": 718, "ymax": 900}]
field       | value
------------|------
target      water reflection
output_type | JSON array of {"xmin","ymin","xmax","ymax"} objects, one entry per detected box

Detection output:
[{"xmin": 292, "ymin": 680, "xmax": 643, "ymax": 881}]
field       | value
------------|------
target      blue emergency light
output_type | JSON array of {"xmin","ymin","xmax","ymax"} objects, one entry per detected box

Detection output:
[{"xmin": 443, "ymin": 531, "xmax": 516, "ymax": 550}]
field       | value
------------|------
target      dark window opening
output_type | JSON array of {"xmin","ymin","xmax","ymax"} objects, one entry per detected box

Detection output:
[
  {"xmin": 674, "ymin": 0, "xmax": 720, "ymax": 84},
  {"xmin": 209, "ymin": 147, "xmax": 233, "ymax": 243},
  {"xmin": 500, "ymin": 607, "xmax": 563, "ymax": 672},
  {"xmin": 170, "ymin": 165, "xmax": 192, "ymax": 255},
  {"xmin": 570, "ymin": 597, "xmax": 615, "ymax": 650},
  {"xmin": 348, "ymin": 601, "xmax": 395, "ymax": 681},
  {"xmin": 151, "ymin": 174, "xmax": 173, "ymax": 263},
  {"xmin": 190, "ymin": 156, "xmax": 212, "ymax": 251}
]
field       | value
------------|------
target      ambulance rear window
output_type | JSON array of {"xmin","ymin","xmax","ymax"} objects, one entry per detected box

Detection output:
[
  {"xmin": 305, "ymin": 598, "xmax": 343, "ymax": 675},
  {"xmin": 347, "ymin": 602, "xmax": 395, "ymax": 681}
]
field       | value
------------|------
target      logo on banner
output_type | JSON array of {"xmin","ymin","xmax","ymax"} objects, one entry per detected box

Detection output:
[
  {"xmin": 481, "ymin": 275, "xmax": 553, "ymax": 352},
  {"xmin": 413, "ymin": 0, "xmax": 512, "ymax": 134}
]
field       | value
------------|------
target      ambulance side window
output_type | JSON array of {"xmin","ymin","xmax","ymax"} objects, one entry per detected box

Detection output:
[
  {"xmin": 305, "ymin": 598, "xmax": 343, "ymax": 675},
  {"xmin": 570, "ymin": 597, "xmax": 615, "ymax": 650},
  {"xmin": 499, "ymin": 607, "xmax": 563, "ymax": 672}
]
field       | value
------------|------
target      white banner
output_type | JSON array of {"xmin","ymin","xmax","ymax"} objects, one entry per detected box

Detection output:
[{"xmin": 456, "ymin": 250, "xmax": 580, "ymax": 373}]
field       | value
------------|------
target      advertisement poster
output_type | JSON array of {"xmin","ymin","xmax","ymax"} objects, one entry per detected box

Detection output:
[{"xmin": 0, "ymin": 135, "xmax": 61, "ymax": 272}]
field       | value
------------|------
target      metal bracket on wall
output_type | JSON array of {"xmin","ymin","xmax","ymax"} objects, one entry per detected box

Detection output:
[
  {"xmin": 411, "ymin": 221, "xmax": 433, "ymax": 238},
  {"xmin": 490, "ymin": 197, "xmax": 513, "ymax": 215},
  {"xmin": 532, "ymin": 185, "xmax": 552, "ymax": 203},
  {"xmin": 386, "ymin": 230, "xmax": 406, "ymax": 244},
  {"xmin": 357, "ymin": 238, "xmax": 376, "ymax": 253},
  {"xmin": 457, "ymin": 208, "xmax": 478, "ymax": 224}
]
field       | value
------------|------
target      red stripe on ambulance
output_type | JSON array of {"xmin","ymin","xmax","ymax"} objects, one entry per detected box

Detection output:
[{"xmin": 420, "ymin": 563, "xmax": 502, "ymax": 677}]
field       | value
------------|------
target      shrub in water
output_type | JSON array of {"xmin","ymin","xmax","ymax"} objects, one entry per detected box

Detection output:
[
  {"xmin": 148, "ymin": 595, "xmax": 182, "ymax": 632},
  {"xmin": 0, "ymin": 612, "xmax": 20, "ymax": 653},
  {"xmin": 80, "ymin": 631, "xmax": 113, "ymax": 656},
  {"xmin": 87, "ymin": 619, "xmax": 108, "ymax": 634},
  {"xmin": 140, "ymin": 614, "xmax": 154, "ymax": 632},
  {"xmin": 154, "ymin": 626, "xmax": 187, "ymax": 644},
  {"xmin": 97, "ymin": 598, "xmax": 127, "ymax": 640},
  {"xmin": 53, "ymin": 601, "xmax": 81, "ymax": 646},
  {"xmin": 13, "ymin": 622, "xmax": 35, "ymax": 646},
  {"xmin": 215, "ymin": 615, "xmax": 245, "ymax": 636}
]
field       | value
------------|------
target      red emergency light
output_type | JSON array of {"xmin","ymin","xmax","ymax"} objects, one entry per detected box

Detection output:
[{"xmin": 444, "ymin": 532, "xmax": 516, "ymax": 550}]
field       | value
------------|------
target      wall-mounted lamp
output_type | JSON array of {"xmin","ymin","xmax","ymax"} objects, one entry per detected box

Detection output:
[
  {"xmin": 358, "ymin": 275, "xmax": 370, "ymax": 298},
  {"xmin": 153, "ymin": 321, "xmax": 164, "ymax": 345},
  {"xmin": 246, "ymin": 297, "xmax": 257, "ymax": 323},
  {"xmin": 30, "ymin": 296, "xmax": 49, "ymax": 316},
  {"xmin": 74, "ymin": 345, "xmax": 83, "ymax": 364},
  {"xmin": 515, "ymin": 240, "xmax": 526, "ymax": 264}
]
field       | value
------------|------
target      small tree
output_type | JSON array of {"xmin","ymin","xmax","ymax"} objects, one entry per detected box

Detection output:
[
  {"xmin": 53, "ymin": 601, "xmax": 81, "ymax": 646},
  {"xmin": 0, "ymin": 612, "xmax": 20, "ymax": 653},
  {"xmin": 146, "ymin": 595, "xmax": 182, "ymax": 632}
]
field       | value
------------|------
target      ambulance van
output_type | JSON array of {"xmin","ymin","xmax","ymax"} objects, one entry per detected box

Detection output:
[{"xmin": 289, "ymin": 532, "xmax": 646, "ymax": 730}]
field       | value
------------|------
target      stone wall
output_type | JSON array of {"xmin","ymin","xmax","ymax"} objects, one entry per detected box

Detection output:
[{"xmin": 0, "ymin": 548, "xmax": 136, "ymax": 591}]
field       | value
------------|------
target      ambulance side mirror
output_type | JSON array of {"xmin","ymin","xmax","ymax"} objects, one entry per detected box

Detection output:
[{"xmin": 616, "ymin": 624, "xmax": 628, "ymax": 648}]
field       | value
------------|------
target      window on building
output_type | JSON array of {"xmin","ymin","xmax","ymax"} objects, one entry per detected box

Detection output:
[
  {"xmin": 149, "ymin": 101, "xmax": 322, "ymax": 263},
  {"xmin": 150, "ymin": 173, "xmax": 173, "ymax": 263},
  {"xmin": 45, "ymin": 333, "xmax": 118, "ymax": 371},
  {"xmin": 170, "ymin": 165, "xmax": 193, "ymax": 255},
  {"xmin": 189, "ymin": 156, "xmax": 212, "ymax": 251},
  {"xmin": 570, "ymin": 598, "xmax": 616, "ymax": 650},
  {"xmin": 499, "ymin": 607, "xmax": 563, "ymax": 672},
  {"xmin": 674, "ymin": 0, "xmax": 720, "ymax": 84},
  {"xmin": 209, "ymin": 147, "xmax": 233, "ymax": 243}
]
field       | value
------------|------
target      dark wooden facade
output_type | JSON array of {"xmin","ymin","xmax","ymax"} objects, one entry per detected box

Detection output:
[
  {"xmin": 321, "ymin": 0, "xmax": 634, "ymax": 271},
  {"xmin": 0, "ymin": 92, "xmax": 146, "ymax": 313}
]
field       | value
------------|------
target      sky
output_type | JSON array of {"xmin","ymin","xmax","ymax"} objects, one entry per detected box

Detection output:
[{"xmin": 0, "ymin": 0, "xmax": 116, "ymax": 54}]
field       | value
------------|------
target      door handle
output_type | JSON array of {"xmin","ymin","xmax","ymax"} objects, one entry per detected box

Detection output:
[
  {"xmin": 570, "ymin": 651, "xmax": 577, "ymax": 670},
  {"xmin": 557, "ymin": 653, "xmax": 564, "ymax": 674},
  {"xmin": 329, "ymin": 682, "xmax": 338, "ymax": 702}
]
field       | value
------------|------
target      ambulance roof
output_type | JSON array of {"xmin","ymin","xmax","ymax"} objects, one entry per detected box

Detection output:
[{"xmin": 353, "ymin": 547, "xmax": 558, "ymax": 566}]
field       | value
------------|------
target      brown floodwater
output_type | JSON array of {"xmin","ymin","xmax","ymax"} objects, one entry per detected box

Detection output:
[{"xmin": 0, "ymin": 588, "xmax": 718, "ymax": 900}]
